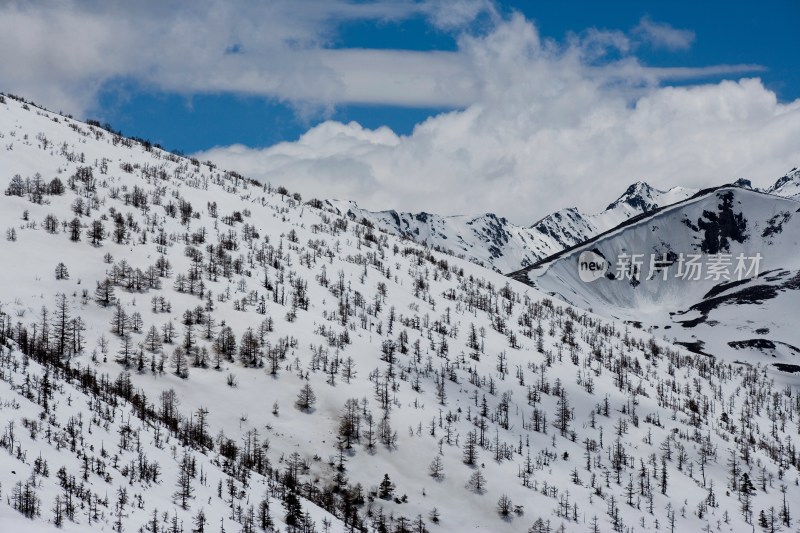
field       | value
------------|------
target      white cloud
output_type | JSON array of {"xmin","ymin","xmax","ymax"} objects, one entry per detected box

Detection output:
[
  {"xmin": 0, "ymin": 1, "xmax": 756, "ymax": 115},
  {"xmin": 634, "ymin": 16, "xmax": 695, "ymax": 51},
  {"xmin": 196, "ymin": 16, "xmax": 800, "ymax": 224},
  {"xmin": 0, "ymin": 0, "xmax": 495, "ymax": 115},
  {"xmin": 421, "ymin": 0, "xmax": 499, "ymax": 30},
  {"xmin": 3, "ymin": 2, "xmax": 795, "ymax": 224},
  {"xmin": 314, "ymin": 49, "xmax": 476, "ymax": 107}
]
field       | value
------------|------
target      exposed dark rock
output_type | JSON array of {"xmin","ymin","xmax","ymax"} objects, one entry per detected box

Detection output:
[
  {"xmin": 703, "ymin": 277, "xmax": 752, "ymax": 300},
  {"xmin": 697, "ymin": 191, "xmax": 747, "ymax": 254},
  {"xmin": 727, "ymin": 339, "xmax": 800, "ymax": 355},
  {"xmin": 728, "ymin": 339, "xmax": 776, "ymax": 351},
  {"xmin": 762, "ymin": 211, "xmax": 792, "ymax": 238},
  {"xmin": 675, "ymin": 340, "xmax": 712, "ymax": 356}
]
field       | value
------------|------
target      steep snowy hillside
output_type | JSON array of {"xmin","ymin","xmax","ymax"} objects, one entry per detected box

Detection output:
[
  {"xmin": 326, "ymin": 183, "xmax": 695, "ymax": 274},
  {"xmin": 324, "ymin": 200, "xmax": 582, "ymax": 275},
  {"xmin": 767, "ymin": 168, "xmax": 800, "ymax": 200},
  {"xmin": 1, "ymin": 93, "xmax": 799, "ymax": 533},
  {"xmin": 514, "ymin": 186, "xmax": 800, "ymax": 377}
]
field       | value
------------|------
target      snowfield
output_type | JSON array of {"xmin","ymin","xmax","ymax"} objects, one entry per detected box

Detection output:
[
  {"xmin": 0, "ymin": 93, "xmax": 798, "ymax": 533},
  {"xmin": 516, "ymin": 186, "xmax": 800, "ymax": 380},
  {"xmin": 324, "ymin": 182, "xmax": 697, "ymax": 275}
]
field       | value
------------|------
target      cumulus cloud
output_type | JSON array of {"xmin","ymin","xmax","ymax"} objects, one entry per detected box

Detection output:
[
  {"xmin": 196, "ymin": 15, "xmax": 800, "ymax": 223},
  {"xmin": 3, "ymin": 2, "xmax": 796, "ymax": 224}
]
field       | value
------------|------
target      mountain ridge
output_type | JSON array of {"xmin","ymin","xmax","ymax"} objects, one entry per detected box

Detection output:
[
  {"xmin": 327, "ymin": 171, "xmax": 799, "ymax": 275},
  {"xmin": 325, "ymin": 180, "xmax": 699, "ymax": 274},
  {"xmin": 512, "ymin": 184, "xmax": 800, "ymax": 379}
]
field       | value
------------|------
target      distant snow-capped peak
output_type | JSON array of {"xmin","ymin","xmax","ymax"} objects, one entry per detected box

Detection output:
[
  {"xmin": 326, "ymin": 179, "xmax": 703, "ymax": 273},
  {"xmin": 604, "ymin": 180, "xmax": 697, "ymax": 215},
  {"xmin": 767, "ymin": 167, "xmax": 800, "ymax": 199}
]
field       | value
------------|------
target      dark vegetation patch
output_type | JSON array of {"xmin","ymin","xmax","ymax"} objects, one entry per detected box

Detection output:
[
  {"xmin": 728, "ymin": 339, "xmax": 776, "ymax": 351},
  {"xmin": 773, "ymin": 363, "xmax": 800, "ymax": 374},
  {"xmin": 675, "ymin": 340, "xmax": 712, "ymax": 356},
  {"xmin": 689, "ymin": 284, "xmax": 779, "ymax": 317},
  {"xmin": 727, "ymin": 339, "xmax": 800, "ymax": 361}
]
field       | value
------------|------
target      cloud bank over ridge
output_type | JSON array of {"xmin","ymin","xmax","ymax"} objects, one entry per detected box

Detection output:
[
  {"xmin": 195, "ymin": 15, "xmax": 798, "ymax": 222},
  {"xmin": 1, "ymin": 1, "xmax": 796, "ymax": 222}
]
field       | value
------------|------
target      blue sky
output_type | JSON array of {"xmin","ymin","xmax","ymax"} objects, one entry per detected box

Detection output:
[
  {"xmin": 87, "ymin": 1, "xmax": 799, "ymax": 154},
  {"xmin": 2, "ymin": 0, "xmax": 799, "ymax": 221}
]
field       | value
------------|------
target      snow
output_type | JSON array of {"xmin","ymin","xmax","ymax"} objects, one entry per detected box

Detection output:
[
  {"xmin": 520, "ymin": 185, "xmax": 800, "ymax": 378},
  {"xmin": 325, "ymin": 181, "xmax": 696, "ymax": 275},
  {"xmin": 767, "ymin": 168, "xmax": 800, "ymax": 200},
  {"xmin": 0, "ymin": 93, "xmax": 798, "ymax": 533}
]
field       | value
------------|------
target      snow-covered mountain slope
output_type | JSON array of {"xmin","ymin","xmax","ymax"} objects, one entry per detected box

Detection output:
[
  {"xmin": 1, "ymin": 93, "xmax": 800, "ymax": 533},
  {"xmin": 513, "ymin": 186, "xmax": 800, "ymax": 375},
  {"xmin": 592, "ymin": 182, "xmax": 697, "ymax": 231},
  {"xmin": 767, "ymin": 167, "xmax": 800, "ymax": 200},
  {"xmin": 324, "ymin": 200, "xmax": 582, "ymax": 275},
  {"xmin": 326, "ymin": 183, "xmax": 696, "ymax": 274},
  {"xmin": 328, "ymin": 171, "xmax": 800, "ymax": 276}
]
